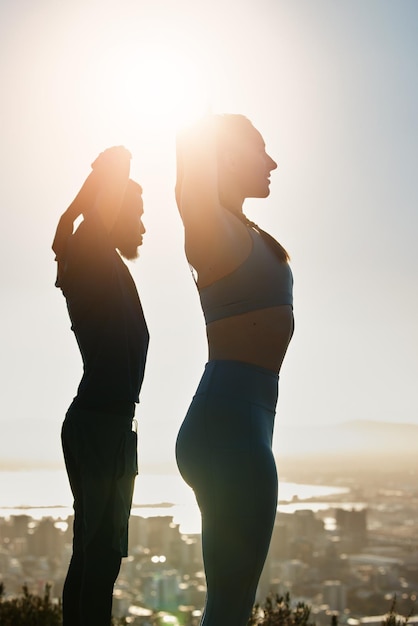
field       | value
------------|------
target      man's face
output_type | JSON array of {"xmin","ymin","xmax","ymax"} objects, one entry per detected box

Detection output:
[{"xmin": 113, "ymin": 189, "xmax": 145, "ymax": 260}]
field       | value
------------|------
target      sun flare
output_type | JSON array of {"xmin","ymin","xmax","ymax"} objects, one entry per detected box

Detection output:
[{"xmin": 85, "ymin": 38, "xmax": 211, "ymax": 139}]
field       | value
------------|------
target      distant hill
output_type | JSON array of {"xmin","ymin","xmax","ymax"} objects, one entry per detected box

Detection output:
[
  {"xmin": 276, "ymin": 420, "xmax": 418, "ymax": 483},
  {"xmin": 0, "ymin": 419, "xmax": 417, "ymax": 479},
  {"xmin": 0, "ymin": 419, "xmax": 64, "ymax": 470},
  {"xmin": 277, "ymin": 419, "xmax": 418, "ymax": 457}
]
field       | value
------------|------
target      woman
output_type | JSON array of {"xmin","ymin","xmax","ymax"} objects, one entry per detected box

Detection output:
[{"xmin": 175, "ymin": 114, "xmax": 294, "ymax": 626}]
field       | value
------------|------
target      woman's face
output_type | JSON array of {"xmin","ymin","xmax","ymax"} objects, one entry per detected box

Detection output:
[{"xmin": 223, "ymin": 126, "xmax": 277, "ymax": 200}]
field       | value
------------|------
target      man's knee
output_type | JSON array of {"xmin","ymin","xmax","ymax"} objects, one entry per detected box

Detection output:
[{"xmin": 84, "ymin": 542, "xmax": 122, "ymax": 585}]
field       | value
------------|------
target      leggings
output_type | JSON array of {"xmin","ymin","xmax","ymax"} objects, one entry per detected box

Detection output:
[{"xmin": 176, "ymin": 360, "xmax": 279, "ymax": 626}]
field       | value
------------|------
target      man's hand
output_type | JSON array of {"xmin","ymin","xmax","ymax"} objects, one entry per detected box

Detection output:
[
  {"xmin": 53, "ymin": 146, "xmax": 133, "ymax": 265},
  {"xmin": 91, "ymin": 146, "xmax": 131, "ymax": 180},
  {"xmin": 89, "ymin": 146, "xmax": 132, "ymax": 232}
]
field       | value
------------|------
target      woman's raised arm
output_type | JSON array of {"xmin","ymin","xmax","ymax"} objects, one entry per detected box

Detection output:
[{"xmin": 176, "ymin": 117, "xmax": 226, "ymax": 267}]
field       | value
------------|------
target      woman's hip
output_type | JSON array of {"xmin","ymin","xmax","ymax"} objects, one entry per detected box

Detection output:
[
  {"xmin": 194, "ymin": 359, "xmax": 279, "ymax": 410},
  {"xmin": 176, "ymin": 360, "xmax": 279, "ymax": 479}
]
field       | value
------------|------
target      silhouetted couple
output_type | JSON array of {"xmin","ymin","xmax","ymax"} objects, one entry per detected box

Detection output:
[{"xmin": 53, "ymin": 116, "xmax": 293, "ymax": 626}]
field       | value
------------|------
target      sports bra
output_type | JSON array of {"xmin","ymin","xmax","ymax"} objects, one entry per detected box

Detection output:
[{"xmin": 198, "ymin": 228, "xmax": 293, "ymax": 325}]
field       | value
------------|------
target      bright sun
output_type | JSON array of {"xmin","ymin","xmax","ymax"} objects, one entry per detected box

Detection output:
[{"xmin": 85, "ymin": 37, "xmax": 211, "ymax": 139}]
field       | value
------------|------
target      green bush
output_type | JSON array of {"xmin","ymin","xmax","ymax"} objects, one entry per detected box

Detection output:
[
  {"xmin": 0, "ymin": 583, "xmax": 413, "ymax": 626},
  {"xmin": 0, "ymin": 582, "xmax": 62, "ymax": 626},
  {"xmin": 248, "ymin": 593, "xmax": 414, "ymax": 626},
  {"xmin": 248, "ymin": 592, "xmax": 315, "ymax": 626},
  {"xmin": 0, "ymin": 583, "xmax": 136, "ymax": 626},
  {"xmin": 382, "ymin": 596, "xmax": 413, "ymax": 626}
]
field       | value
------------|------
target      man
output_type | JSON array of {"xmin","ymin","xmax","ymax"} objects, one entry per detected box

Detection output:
[{"xmin": 52, "ymin": 146, "xmax": 149, "ymax": 626}]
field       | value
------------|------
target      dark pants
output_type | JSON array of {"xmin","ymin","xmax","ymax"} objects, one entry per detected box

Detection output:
[
  {"xmin": 61, "ymin": 406, "xmax": 137, "ymax": 626},
  {"xmin": 176, "ymin": 360, "xmax": 279, "ymax": 626}
]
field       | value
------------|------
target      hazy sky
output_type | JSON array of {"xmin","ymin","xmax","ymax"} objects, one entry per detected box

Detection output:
[{"xmin": 0, "ymin": 0, "xmax": 417, "ymax": 472}]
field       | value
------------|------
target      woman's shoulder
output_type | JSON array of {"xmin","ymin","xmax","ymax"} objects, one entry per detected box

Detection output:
[{"xmin": 186, "ymin": 212, "xmax": 253, "ymax": 287}]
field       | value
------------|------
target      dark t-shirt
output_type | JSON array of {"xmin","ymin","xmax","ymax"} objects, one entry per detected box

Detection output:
[{"xmin": 58, "ymin": 214, "xmax": 149, "ymax": 413}]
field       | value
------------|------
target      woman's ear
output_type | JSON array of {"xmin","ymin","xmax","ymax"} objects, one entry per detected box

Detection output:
[{"xmin": 219, "ymin": 147, "xmax": 238, "ymax": 172}]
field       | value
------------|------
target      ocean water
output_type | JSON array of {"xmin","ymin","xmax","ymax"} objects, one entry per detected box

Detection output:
[{"xmin": 0, "ymin": 469, "xmax": 350, "ymax": 534}]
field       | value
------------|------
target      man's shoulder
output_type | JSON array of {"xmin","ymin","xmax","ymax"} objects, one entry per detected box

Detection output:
[
  {"xmin": 62, "ymin": 222, "xmax": 118, "ymax": 299},
  {"xmin": 72, "ymin": 213, "xmax": 106, "ymax": 242},
  {"xmin": 68, "ymin": 215, "xmax": 112, "ymax": 259}
]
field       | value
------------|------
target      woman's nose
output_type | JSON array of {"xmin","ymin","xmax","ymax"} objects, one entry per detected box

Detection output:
[{"xmin": 268, "ymin": 154, "xmax": 277, "ymax": 171}]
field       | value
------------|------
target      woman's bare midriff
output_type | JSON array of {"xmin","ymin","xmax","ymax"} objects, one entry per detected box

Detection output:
[{"xmin": 206, "ymin": 305, "xmax": 294, "ymax": 373}]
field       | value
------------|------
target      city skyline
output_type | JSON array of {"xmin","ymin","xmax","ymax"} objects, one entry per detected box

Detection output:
[
  {"xmin": 0, "ymin": 0, "xmax": 417, "ymax": 476},
  {"xmin": 1, "ymin": 476, "xmax": 418, "ymax": 621}
]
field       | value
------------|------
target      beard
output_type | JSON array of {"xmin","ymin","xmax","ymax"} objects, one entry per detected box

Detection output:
[
  {"xmin": 114, "ymin": 229, "xmax": 141, "ymax": 260},
  {"xmin": 117, "ymin": 241, "xmax": 140, "ymax": 261},
  {"xmin": 111, "ymin": 213, "xmax": 142, "ymax": 261}
]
